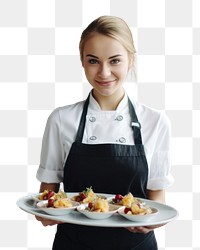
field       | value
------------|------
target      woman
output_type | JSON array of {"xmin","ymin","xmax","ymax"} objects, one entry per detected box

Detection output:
[{"xmin": 36, "ymin": 16, "xmax": 173, "ymax": 249}]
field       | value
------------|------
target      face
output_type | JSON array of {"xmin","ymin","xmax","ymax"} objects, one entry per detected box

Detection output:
[{"xmin": 82, "ymin": 33, "xmax": 132, "ymax": 100}]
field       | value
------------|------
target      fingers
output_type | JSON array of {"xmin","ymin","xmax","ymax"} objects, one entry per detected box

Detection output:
[
  {"xmin": 126, "ymin": 226, "xmax": 135, "ymax": 232},
  {"xmin": 126, "ymin": 226, "xmax": 152, "ymax": 234},
  {"xmin": 145, "ymin": 223, "xmax": 166, "ymax": 230},
  {"xmin": 126, "ymin": 224, "xmax": 164, "ymax": 234},
  {"xmin": 40, "ymin": 219, "xmax": 57, "ymax": 227},
  {"xmin": 35, "ymin": 215, "xmax": 63, "ymax": 227}
]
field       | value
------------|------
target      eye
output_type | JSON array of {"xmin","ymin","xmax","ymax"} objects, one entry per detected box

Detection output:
[
  {"xmin": 110, "ymin": 58, "xmax": 120, "ymax": 64},
  {"xmin": 88, "ymin": 59, "xmax": 99, "ymax": 64}
]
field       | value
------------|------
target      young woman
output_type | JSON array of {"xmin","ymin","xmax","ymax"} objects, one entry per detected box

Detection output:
[{"xmin": 36, "ymin": 16, "xmax": 173, "ymax": 249}]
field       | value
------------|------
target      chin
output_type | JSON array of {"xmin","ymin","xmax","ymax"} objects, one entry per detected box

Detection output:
[
  {"xmin": 92, "ymin": 84, "xmax": 124, "ymax": 97},
  {"xmin": 96, "ymin": 89, "xmax": 121, "ymax": 98}
]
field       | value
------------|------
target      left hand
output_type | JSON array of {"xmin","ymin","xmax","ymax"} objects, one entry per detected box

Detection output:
[
  {"xmin": 126, "ymin": 190, "xmax": 166, "ymax": 234},
  {"xmin": 35, "ymin": 215, "xmax": 63, "ymax": 227},
  {"xmin": 126, "ymin": 224, "xmax": 165, "ymax": 234}
]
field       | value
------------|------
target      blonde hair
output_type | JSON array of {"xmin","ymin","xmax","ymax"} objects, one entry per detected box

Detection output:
[{"xmin": 79, "ymin": 16, "xmax": 136, "ymax": 63}]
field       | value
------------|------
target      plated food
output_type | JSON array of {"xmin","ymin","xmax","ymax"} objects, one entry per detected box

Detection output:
[
  {"xmin": 32, "ymin": 190, "xmax": 67, "ymax": 202},
  {"xmin": 32, "ymin": 188, "xmax": 159, "ymax": 221},
  {"xmin": 34, "ymin": 189, "xmax": 78, "ymax": 215},
  {"xmin": 17, "ymin": 192, "xmax": 179, "ymax": 227},
  {"xmin": 115, "ymin": 192, "xmax": 159, "ymax": 222},
  {"xmin": 118, "ymin": 206, "xmax": 158, "ymax": 222},
  {"xmin": 71, "ymin": 186, "xmax": 96, "ymax": 203},
  {"xmin": 17, "ymin": 192, "xmax": 178, "ymax": 227},
  {"xmin": 77, "ymin": 198, "xmax": 118, "ymax": 220},
  {"xmin": 109, "ymin": 194, "xmax": 124, "ymax": 206},
  {"xmin": 109, "ymin": 193, "xmax": 145, "ymax": 207},
  {"xmin": 37, "ymin": 199, "xmax": 79, "ymax": 216},
  {"xmin": 70, "ymin": 186, "xmax": 106, "ymax": 203},
  {"xmin": 87, "ymin": 198, "xmax": 109, "ymax": 212}
]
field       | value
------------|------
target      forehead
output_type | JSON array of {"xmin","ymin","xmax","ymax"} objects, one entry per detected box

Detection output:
[{"xmin": 83, "ymin": 33, "xmax": 128, "ymax": 57}]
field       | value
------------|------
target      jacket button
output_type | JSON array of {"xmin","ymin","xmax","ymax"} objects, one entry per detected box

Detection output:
[
  {"xmin": 90, "ymin": 136, "xmax": 97, "ymax": 140},
  {"xmin": 115, "ymin": 115, "xmax": 123, "ymax": 121},
  {"xmin": 89, "ymin": 116, "xmax": 96, "ymax": 122},
  {"xmin": 119, "ymin": 137, "xmax": 126, "ymax": 143}
]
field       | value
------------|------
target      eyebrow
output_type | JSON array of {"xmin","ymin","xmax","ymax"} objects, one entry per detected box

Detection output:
[{"xmin": 86, "ymin": 54, "xmax": 122, "ymax": 59}]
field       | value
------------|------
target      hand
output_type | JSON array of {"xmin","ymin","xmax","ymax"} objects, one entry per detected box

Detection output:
[
  {"xmin": 126, "ymin": 223, "xmax": 166, "ymax": 234},
  {"xmin": 35, "ymin": 215, "xmax": 63, "ymax": 227}
]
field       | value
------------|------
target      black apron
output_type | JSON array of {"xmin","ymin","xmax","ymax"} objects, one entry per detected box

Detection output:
[{"xmin": 53, "ymin": 95, "xmax": 158, "ymax": 250}]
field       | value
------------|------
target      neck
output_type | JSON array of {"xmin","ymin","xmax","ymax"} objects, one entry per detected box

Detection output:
[{"xmin": 92, "ymin": 88, "xmax": 125, "ymax": 111}]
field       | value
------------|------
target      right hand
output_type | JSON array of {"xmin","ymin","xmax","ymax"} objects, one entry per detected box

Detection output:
[
  {"xmin": 35, "ymin": 215, "xmax": 63, "ymax": 227},
  {"xmin": 36, "ymin": 183, "xmax": 62, "ymax": 226}
]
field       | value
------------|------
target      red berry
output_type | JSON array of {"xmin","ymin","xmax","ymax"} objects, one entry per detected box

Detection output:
[
  {"xmin": 47, "ymin": 198, "xmax": 54, "ymax": 207},
  {"xmin": 75, "ymin": 196, "xmax": 81, "ymax": 202},
  {"xmin": 80, "ymin": 193, "xmax": 86, "ymax": 200},
  {"xmin": 115, "ymin": 194, "xmax": 123, "ymax": 201},
  {"xmin": 88, "ymin": 202, "xmax": 93, "ymax": 210},
  {"xmin": 124, "ymin": 207, "xmax": 131, "ymax": 214},
  {"xmin": 48, "ymin": 190, "xmax": 55, "ymax": 199}
]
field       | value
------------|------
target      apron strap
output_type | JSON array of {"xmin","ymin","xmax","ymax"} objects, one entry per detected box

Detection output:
[
  {"xmin": 75, "ymin": 94, "xmax": 90, "ymax": 142},
  {"xmin": 75, "ymin": 94, "xmax": 143, "ymax": 145},
  {"xmin": 128, "ymin": 97, "xmax": 143, "ymax": 145}
]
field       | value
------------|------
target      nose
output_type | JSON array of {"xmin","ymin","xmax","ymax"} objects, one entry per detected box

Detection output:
[{"xmin": 98, "ymin": 63, "xmax": 111, "ymax": 78}]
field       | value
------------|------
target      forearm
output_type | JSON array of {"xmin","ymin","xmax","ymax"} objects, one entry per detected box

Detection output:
[
  {"xmin": 36, "ymin": 182, "xmax": 62, "ymax": 226},
  {"xmin": 39, "ymin": 182, "xmax": 60, "ymax": 193},
  {"xmin": 146, "ymin": 189, "xmax": 165, "ymax": 204}
]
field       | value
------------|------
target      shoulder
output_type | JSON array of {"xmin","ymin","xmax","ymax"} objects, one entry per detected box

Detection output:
[
  {"xmin": 132, "ymin": 100, "xmax": 171, "ymax": 132},
  {"xmin": 48, "ymin": 100, "xmax": 85, "ymax": 121}
]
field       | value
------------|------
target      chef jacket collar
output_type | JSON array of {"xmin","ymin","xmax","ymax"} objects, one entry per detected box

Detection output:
[{"xmin": 88, "ymin": 90, "xmax": 129, "ymax": 112}]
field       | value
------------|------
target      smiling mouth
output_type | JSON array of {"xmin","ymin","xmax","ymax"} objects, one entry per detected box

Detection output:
[{"xmin": 95, "ymin": 80, "xmax": 116, "ymax": 86}]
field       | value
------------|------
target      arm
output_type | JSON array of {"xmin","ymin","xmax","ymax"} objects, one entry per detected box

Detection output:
[
  {"xmin": 35, "ymin": 110, "xmax": 65, "ymax": 226},
  {"xmin": 39, "ymin": 182, "xmax": 60, "ymax": 193},
  {"xmin": 147, "ymin": 189, "xmax": 165, "ymax": 204},
  {"xmin": 35, "ymin": 182, "xmax": 64, "ymax": 226}
]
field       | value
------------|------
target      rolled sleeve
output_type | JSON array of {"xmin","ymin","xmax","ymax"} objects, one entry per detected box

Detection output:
[
  {"xmin": 147, "ymin": 151, "xmax": 174, "ymax": 190},
  {"xmin": 147, "ymin": 174, "xmax": 174, "ymax": 190},
  {"xmin": 36, "ymin": 165, "xmax": 63, "ymax": 183},
  {"xmin": 36, "ymin": 108, "xmax": 65, "ymax": 183},
  {"xmin": 147, "ymin": 113, "xmax": 174, "ymax": 190}
]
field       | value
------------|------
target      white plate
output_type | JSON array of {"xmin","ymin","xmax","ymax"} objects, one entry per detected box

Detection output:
[
  {"xmin": 77, "ymin": 204, "xmax": 118, "ymax": 220},
  {"xmin": 118, "ymin": 206, "xmax": 159, "ymax": 222},
  {"xmin": 31, "ymin": 193, "xmax": 41, "ymax": 202},
  {"xmin": 36, "ymin": 200, "xmax": 79, "ymax": 216},
  {"xmin": 17, "ymin": 193, "xmax": 178, "ymax": 227}
]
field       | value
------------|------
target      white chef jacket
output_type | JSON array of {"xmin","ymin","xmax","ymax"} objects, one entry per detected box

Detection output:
[{"xmin": 36, "ymin": 92, "xmax": 174, "ymax": 190}]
